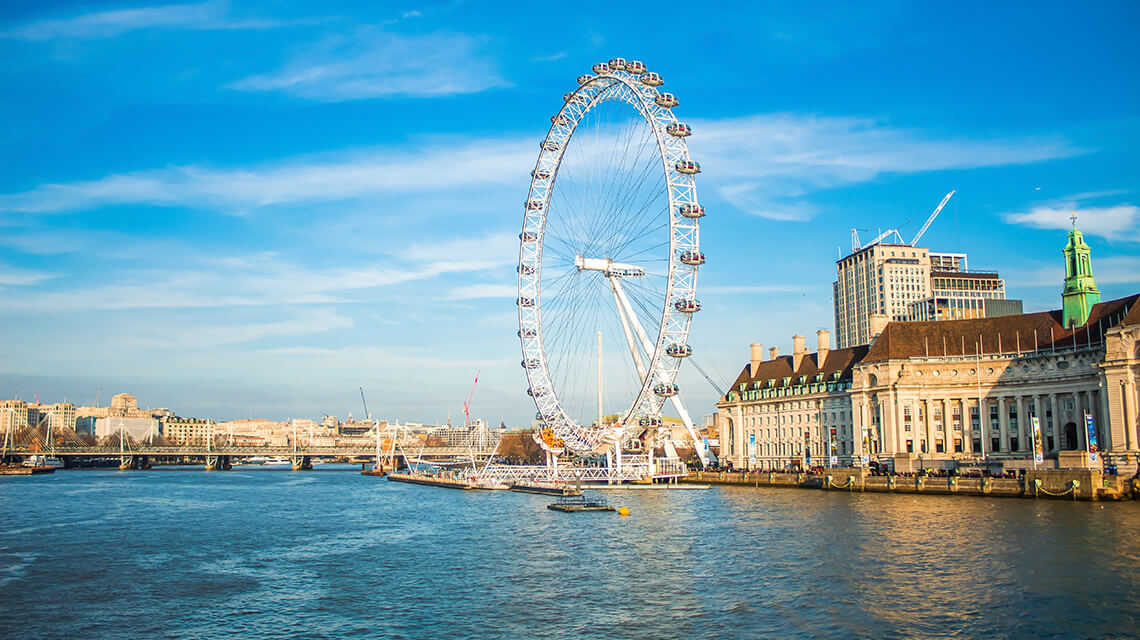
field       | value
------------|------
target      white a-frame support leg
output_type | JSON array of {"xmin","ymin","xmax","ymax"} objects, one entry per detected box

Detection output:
[{"xmin": 609, "ymin": 275, "xmax": 710, "ymax": 468}]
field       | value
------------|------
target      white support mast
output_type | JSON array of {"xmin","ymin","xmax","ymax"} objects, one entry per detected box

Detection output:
[
  {"xmin": 596, "ymin": 331, "xmax": 604, "ymax": 429},
  {"xmin": 610, "ymin": 275, "xmax": 709, "ymax": 468}
]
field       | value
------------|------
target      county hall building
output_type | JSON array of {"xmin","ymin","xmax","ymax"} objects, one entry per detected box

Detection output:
[{"xmin": 718, "ymin": 222, "xmax": 1140, "ymax": 475}]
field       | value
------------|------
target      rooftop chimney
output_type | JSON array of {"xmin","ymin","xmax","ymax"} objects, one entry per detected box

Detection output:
[
  {"xmin": 817, "ymin": 329, "xmax": 831, "ymax": 365},
  {"xmin": 869, "ymin": 313, "xmax": 890, "ymax": 343},
  {"xmin": 750, "ymin": 343, "xmax": 764, "ymax": 376},
  {"xmin": 769, "ymin": 346, "xmax": 779, "ymax": 360},
  {"xmin": 792, "ymin": 334, "xmax": 806, "ymax": 370}
]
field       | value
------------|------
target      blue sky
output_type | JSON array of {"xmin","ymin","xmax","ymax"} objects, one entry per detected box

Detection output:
[{"xmin": 1, "ymin": 1, "xmax": 1138, "ymax": 425}]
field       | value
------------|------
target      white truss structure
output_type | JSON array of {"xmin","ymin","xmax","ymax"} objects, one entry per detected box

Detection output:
[
  {"xmin": 517, "ymin": 60, "xmax": 702, "ymax": 456},
  {"xmin": 479, "ymin": 455, "xmax": 687, "ymax": 484}
]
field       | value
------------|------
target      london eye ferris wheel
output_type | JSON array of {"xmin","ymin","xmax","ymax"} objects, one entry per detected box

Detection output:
[{"xmin": 516, "ymin": 58, "xmax": 705, "ymax": 458}]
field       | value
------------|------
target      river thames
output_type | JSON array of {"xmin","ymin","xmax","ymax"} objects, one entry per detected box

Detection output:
[{"xmin": 2, "ymin": 467, "xmax": 1138, "ymax": 639}]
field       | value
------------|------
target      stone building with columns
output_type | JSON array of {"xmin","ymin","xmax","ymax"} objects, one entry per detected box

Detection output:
[
  {"xmin": 850, "ymin": 293, "xmax": 1138, "ymax": 472},
  {"xmin": 716, "ymin": 331, "xmax": 866, "ymax": 471},
  {"xmin": 718, "ymin": 221, "xmax": 1140, "ymax": 474},
  {"xmin": 848, "ymin": 221, "xmax": 1137, "ymax": 473}
]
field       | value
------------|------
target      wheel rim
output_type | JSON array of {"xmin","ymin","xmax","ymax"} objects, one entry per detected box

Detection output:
[{"xmin": 518, "ymin": 61, "xmax": 701, "ymax": 454}]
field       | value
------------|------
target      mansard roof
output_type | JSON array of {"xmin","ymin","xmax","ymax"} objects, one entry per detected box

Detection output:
[
  {"xmin": 864, "ymin": 293, "xmax": 1139, "ymax": 362},
  {"xmin": 727, "ymin": 345, "xmax": 869, "ymax": 397}
]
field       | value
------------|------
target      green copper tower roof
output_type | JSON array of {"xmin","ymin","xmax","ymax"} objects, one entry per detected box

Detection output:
[{"xmin": 1061, "ymin": 213, "xmax": 1100, "ymax": 328}]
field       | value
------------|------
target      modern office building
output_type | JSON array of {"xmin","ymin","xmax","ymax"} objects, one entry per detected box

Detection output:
[
  {"xmin": 835, "ymin": 242, "xmax": 1016, "ymax": 347},
  {"xmin": 906, "ymin": 268, "xmax": 1019, "ymax": 321},
  {"xmin": 834, "ymin": 243, "xmax": 932, "ymax": 348}
]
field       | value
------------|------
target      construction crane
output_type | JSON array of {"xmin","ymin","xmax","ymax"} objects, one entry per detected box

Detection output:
[
  {"xmin": 849, "ymin": 190, "xmax": 955, "ymax": 252},
  {"xmin": 462, "ymin": 371, "xmax": 479, "ymax": 428},
  {"xmin": 359, "ymin": 387, "xmax": 371, "ymax": 421},
  {"xmin": 93, "ymin": 387, "xmax": 102, "ymax": 408},
  {"xmin": 909, "ymin": 189, "xmax": 955, "ymax": 246}
]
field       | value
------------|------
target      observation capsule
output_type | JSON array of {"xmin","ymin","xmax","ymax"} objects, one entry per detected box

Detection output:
[
  {"xmin": 655, "ymin": 92, "xmax": 679, "ymax": 108},
  {"xmin": 520, "ymin": 231, "xmax": 538, "ymax": 242},
  {"xmin": 518, "ymin": 264, "xmax": 535, "ymax": 275},
  {"xmin": 592, "ymin": 62, "xmax": 610, "ymax": 74},
  {"xmin": 666, "ymin": 122, "xmax": 691, "ymax": 137},
  {"xmin": 531, "ymin": 169, "xmax": 551, "ymax": 180},
  {"xmin": 679, "ymin": 250, "xmax": 705, "ymax": 266},
  {"xmin": 525, "ymin": 199, "xmax": 543, "ymax": 211},
  {"xmin": 551, "ymin": 114, "xmax": 570, "ymax": 126},
  {"xmin": 563, "ymin": 92, "xmax": 576, "ymax": 102},
  {"xmin": 517, "ymin": 297, "xmax": 534, "ymax": 308},
  {"xmin": 674, "ymin": 160, "xmax": 701, "ymax": 175},
  {"xmin": 640, "ymin": 72, "xmax": 663, "ymax": 87},
  {"xmin": 576, "ymin": 74, "xmax": 592, "ymax": 85},
  {"xmin": 518, "ymin": 327, "xmax": 537, "ymax": 338},
  {"xmin": 527, "ymin": 387, "xmax": 548, "ymax": 397},
  {"xmin": 665, "ymin": 344, "xmax": 693, "ymax": 358},
  {"xmin": 638, "ymin": 416, "xmax": 662, "ymax": 428},
  {"xmin": 522, "ymin": 359, "xmax": 541, "ymax": 369},
  {"xmin": 608, "ymin": 57, "xmax": 627, "ymax": 70},
  {"xmin": 653, "ymin": 383, "xmax": 679, "ymax": 398},
  {"xmin": 542, "ymin": 140, "xmax": 560, "ymax": 152},
  {"xmin": 678, "ymin": 203, "xmax": 706, "ymax": 218},
  {"xmin": 674, "ymin": 298, "xmax": 702, "ymax": 313},
  {"xmin": 626, "ymin": 60, "xmax": 646, "ymax": 74}
]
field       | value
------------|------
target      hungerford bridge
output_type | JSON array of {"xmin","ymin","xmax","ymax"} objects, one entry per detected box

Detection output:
[{"xmin": 1, "ymin": 422, "xmax": 687, "ymax": 481}]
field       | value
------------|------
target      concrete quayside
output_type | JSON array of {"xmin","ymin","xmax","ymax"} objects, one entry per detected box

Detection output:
[{"xmin": 685, "ymin": 468, "xmax": 1135, "ymax": 501}]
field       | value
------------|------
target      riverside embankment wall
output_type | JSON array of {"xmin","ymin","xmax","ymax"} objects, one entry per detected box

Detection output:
[{"xmin": 685, "ymin": 468, "xmax": 1134, "ymax": 501}]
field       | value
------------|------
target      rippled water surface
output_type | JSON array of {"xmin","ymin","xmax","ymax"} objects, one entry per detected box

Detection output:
[{"xmin": 2, "ymin": 467, "xmax": 1139, "ymax": 639}]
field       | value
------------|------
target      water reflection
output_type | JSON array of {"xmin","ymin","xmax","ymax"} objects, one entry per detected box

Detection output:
[{"xmin": 0, "ymin": 470, "xmax": 1137, "ymax": 639}]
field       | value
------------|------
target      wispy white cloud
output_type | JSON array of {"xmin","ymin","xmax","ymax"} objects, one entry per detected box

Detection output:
[
  {"xmin": 1003, "ymin": 201, "xmax": 1140, "ymax": 242},
  {"xmin": 131, "ymin": 309, "xmax": 355, "ymax": 348},
  {"xmin": 228, "ymin": 28, "xmax": 508, "ymax": 101},
  {"xmin": 440, "ymin": 283, "xmax": 517, "ymax": 300},
  {"xmin": 689, "ymin": 114, "xmax": 1084, "ymax": 221},
  {"xmin": 532, "ymin": 52, "xmax": 567, "ymax": 62},
  {"xmin": 0, "ymin": 233, "xmax": 517, "ymax": 313},
  {"xmin": 700, "ymin": 284, "xmax": 820, "ymax": 295},
  {"xmin": 0, "ymin": 138, "xmax": 534, "ymax": 214},
  {"xmin": 0, "ymin": 114, "xmax": 1083, "ymax": 224},
  {"xmin": 0, "ymin": 267, "xmax": 59, "ymax": 287},
  {"xmin": 0, "ymin": 1, "xmax": 291, "ymax": 41}
]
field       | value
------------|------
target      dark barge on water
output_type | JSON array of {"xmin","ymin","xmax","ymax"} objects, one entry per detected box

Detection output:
[
  {"xmin": 547, "ymin": 495, "xmax": 615, "ymax": 513},
  {"xmin": 510, "ymin": 481, "xmax": 582, "ymax": 496}
]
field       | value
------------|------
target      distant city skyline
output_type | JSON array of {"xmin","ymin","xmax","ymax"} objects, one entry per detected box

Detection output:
[{"xmin": 1, "ymin": 1, "xmax": 1138, "ymax": 425}]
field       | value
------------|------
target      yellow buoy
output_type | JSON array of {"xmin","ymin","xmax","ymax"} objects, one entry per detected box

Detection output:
[{"xmin": 617, "ymin": 507, "xmax": 630, "ymax": 516}]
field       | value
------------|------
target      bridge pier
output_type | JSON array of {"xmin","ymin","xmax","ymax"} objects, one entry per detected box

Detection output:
[
  {"xmin": 118, "ymin": 455, "xmax": 151, "ymax": 470},
  {"xmin": 205, "ymin": 455, "xmax": 232, "ymax": 471},
  {"xmin": 291, "ymin": 455, "xmax": 312, "ymax": 471}
]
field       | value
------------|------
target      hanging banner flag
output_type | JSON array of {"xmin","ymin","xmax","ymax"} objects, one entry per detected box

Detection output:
[
  {"xmin": 1084, "ymin": 413, "xmax": 1099, "ymax": 462},
  {"xmin": 829, "ymin": 428, "xmax": 838, "ymax": 467},
  {"xmin": 804, "ymin": 431, "xmax": 812, "ymax": 468},
  {"xmin": 1030, "ymin": 416, "xmax": 1044, "ymax": 464},
  {"xmin": 748, "ymin": 433, "xmax": 756, "ymax": 466}
]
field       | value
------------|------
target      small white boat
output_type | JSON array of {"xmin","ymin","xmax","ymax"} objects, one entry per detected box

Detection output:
[
  {"xmin": 263, "ymin": 457, "xmax": 290, "ymax": 466},
  {"xmin": 24, "ymin": 455, "xmax": 63, "ymax": 468},
  {"xmin": 243, "ymin": 456, "xmax": 268, "ymax": 465}
]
